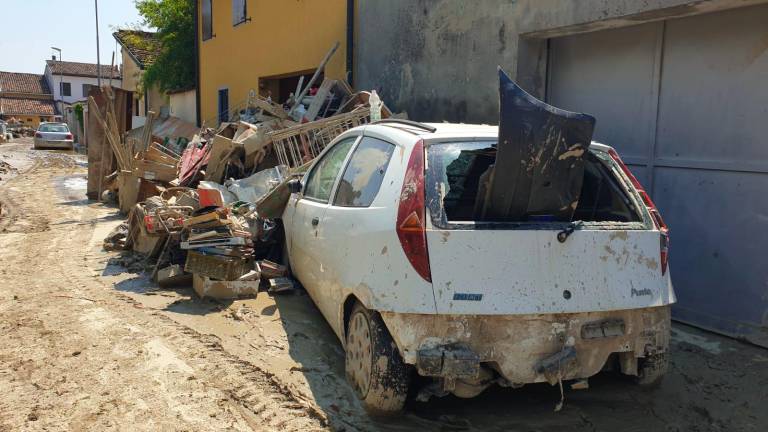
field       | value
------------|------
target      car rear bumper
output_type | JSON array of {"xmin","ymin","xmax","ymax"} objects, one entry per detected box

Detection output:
[
  {"xmin": 34, "ymin": 138, "xmax": 74, "ymax": 149},
  {"xmin": 380, "ymin": 306, "xmax": 671, "ymax": 385}
]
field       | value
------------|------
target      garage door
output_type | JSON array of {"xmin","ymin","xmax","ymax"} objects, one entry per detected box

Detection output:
[{"xmin": 547, "ymin": 4, "xmax": 768, "ymax": 347}]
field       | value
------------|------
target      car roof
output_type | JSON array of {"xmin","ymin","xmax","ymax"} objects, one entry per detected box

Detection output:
[{"xmin": 362, "ymin": 122, "xmax": 612, "ymax": 152}]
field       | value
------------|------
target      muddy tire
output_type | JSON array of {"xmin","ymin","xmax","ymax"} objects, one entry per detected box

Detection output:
[
  {"xmin": 345, "ymin": 302, "xmax": 410, "ymax": 415},
  {"xmin": 635, "ymin": 352, "xmax": 668, "ymax": 387}
]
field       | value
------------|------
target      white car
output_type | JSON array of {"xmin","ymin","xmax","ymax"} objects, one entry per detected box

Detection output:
[
  {"xmin": 283, "ymin": 85, "xmax": 674, "ymax": 414},
  {"xmin": 34, "ymin": 122, "xmax": 74, "ymax": 150}
]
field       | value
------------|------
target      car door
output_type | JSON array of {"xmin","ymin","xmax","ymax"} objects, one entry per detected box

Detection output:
[
  {"xmin": 316, "ymin": 136, "xmax": 398, "ymax": 330},
  {"xmin": 289, "ymin": 136, "xmax": 358, "ymax": 312}
]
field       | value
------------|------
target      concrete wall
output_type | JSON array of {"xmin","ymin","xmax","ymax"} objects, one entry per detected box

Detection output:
[
  {"xmin": 198, "ymin": 0, "xmax": 348, "ymax": 126},
  {"xmin": 355, "ymin": 0, "xmax": 768, "ymax": 123},
  {"xmin": 169, "ymin": 90, "xmax": 197, "ymax": 124}
]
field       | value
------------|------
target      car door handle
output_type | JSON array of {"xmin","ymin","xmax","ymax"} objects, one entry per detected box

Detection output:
[{"xmin": 311, "ymin": 217, "xmax": 320, "ymax": 227}]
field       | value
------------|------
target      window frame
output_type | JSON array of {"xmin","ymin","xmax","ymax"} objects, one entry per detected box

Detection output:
[
  {"xmin": 60, "ymin": 82, "xmax": 71, "ymax": 97},
  {"xmin": 301, "ymin": 135, "xmax": 361, "ymax": 204},
  {"xmin": 202, "ymin": 0, "xmax": 214, "ymax": 41},
  {"xmin": 232, "ymin": 0, "xmax": 249, "ymax": 27},
  {"xmin": 332, "ymin": 135, "xmax": 396, "ymax": 208}
]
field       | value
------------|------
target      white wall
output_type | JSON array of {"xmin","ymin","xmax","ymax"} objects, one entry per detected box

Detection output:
[
  {"xmin": 45, "ymin": 66, "xmax": 122, "ymax": 104},
  {"xmin": 169, "ymin": 90, "xmax": 197, "ymax": 125}
]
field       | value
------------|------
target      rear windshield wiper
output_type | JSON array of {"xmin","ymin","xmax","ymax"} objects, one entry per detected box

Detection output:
[{"xmin": 557, "ymin": 220, "xmax": 583, "ymax": 243}]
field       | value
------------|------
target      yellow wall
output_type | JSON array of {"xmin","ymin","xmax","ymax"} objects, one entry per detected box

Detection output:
[
  {"xmin": 121, "ymin": 49, "xmax": 169, "ymax": 117},
  {"xmin": 198, "ymin": 0, "xmax": 348, "ymax": 126}
]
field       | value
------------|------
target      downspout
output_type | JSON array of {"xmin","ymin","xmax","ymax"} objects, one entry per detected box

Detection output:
[
  {"xmin": 194, "ymin": 0, "xmax": 202, "ymax": 127},
  {"xmin": 346, "ymin": 0, "xmax": 354, "ymax": 86}
]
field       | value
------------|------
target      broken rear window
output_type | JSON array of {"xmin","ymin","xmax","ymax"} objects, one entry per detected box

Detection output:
[{"xmin": 427, "ymin": 141, "xmax": 641, "ymax": 225}]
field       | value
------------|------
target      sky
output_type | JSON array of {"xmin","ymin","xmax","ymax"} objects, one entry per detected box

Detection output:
[{"xmin": 0, "ymin": 0, "xmax": 149, "ymax": 74}]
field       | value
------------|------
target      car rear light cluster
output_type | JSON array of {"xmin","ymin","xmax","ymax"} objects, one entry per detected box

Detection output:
[
  {"xmin": 396, "ymin": 139, "xmax": 432, "ymax": 282},
  {"xmin": 608, "ymin": 148, "xmax": 669, "ymax": 275},
  {"xmin": 65, "ymin": 133, "xmax": 73, "ymax": 140}
]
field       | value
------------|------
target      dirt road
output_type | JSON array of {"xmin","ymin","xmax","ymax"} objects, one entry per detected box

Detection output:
[{"xmin": 0, "ymin": 139, "xmax": 766, "ymax": 431}]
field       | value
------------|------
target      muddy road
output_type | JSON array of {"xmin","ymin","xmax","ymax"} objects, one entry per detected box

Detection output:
[{"xmin": 0, "ymin": 139, "xmax": 766, "ymax": 431}]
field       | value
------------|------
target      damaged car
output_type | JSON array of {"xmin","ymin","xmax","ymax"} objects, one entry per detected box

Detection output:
[{"xmin": 282, "ymin": 69, "xmax": 675, "ymax": 414}]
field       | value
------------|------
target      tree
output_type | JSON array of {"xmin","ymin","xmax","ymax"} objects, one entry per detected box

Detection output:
[{"xmin": 135, "ymin": 0, "xmax": 195, "ymax": 93}]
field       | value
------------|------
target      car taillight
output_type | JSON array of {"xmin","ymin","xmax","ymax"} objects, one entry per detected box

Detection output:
[
  {"xmin": 35, "ymin": 132, "xmax": 42, "ymax": 138},
  {"xmin": 396, "ymin": 139, "xmax": 432, "ymax": 282},
  {"xmin": 608, "ymin": 148, "xmax": 669, "ymax": 275},
  {"xmin": 65, "ymin": 133, "xmax": 73, "ymax": 140}
]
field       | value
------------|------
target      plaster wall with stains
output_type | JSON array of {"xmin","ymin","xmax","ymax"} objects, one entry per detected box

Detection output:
[{"xmin": 354, "ymin": 0, "xmax": 768, "ymax": 123}]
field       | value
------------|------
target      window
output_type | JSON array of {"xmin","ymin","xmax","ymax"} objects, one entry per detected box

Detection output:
[
  {"xmin": 334, "ymin": 137, "xmax": 395, "ymax": 207},
  {"xmin": 303, "ymin": 137, "xmax": 357, "ymax": 202},
  {"xmin": 217, "ymin": 88, "xmax": 229, "ymax": 124},
  {"xmin": 232, "ymin": 0, "xmax": 248, "ymax": 26},
  {"xmin": 134, "ymin": 98, "xmax": 140, "ymax": 116},
  {"xmin": 60, "ymin": 82, "xmax": 71, "ymax": 97},
  {"xmin": 202, "ymin": 0, "xmax": 213, "ymax": 40},
  {"xmin": 82, "ymin": 84, "xmax": 95, "ymax": 97},
  {"xmin": 39, "ymin": 124, "xmax": 69, "ymax": 133}
]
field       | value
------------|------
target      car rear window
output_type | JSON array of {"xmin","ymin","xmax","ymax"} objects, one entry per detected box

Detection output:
[
  {"xmin": 39, "ymin": 124, "xmax": 69, "ymax": 133},
  {"xmin": 427, "ymin": 141, "xmax": 641, "ymax": 224},
  {"xmin": 334, "ymin": 137, "xmax": 395, "ymax": 207},
  {"xmin": 428, "ymin": 141, "xmax": 497, "ymax": 222}
]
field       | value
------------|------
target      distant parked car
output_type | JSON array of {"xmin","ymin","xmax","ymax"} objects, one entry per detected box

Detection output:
[
  {"xmin": 282, "ymin": 77, "xmax": 674, "ymax": 414},
  {"xmin": 33, "ymin": 122, "xmax": 74, "ymax": 150}
]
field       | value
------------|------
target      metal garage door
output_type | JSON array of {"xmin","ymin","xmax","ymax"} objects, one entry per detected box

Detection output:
[{"xmin": 547, "ymin": 4, "xmax": 768, "ymax": 347}]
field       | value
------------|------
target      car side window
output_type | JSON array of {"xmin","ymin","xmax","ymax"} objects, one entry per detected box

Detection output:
[
  {"xmin": 334, "ymin": 137, "xmax": 395, "ymax": 207},
  {"xmin": 303, "ymin": 137, "xmax": 357, "ymax": 202}
]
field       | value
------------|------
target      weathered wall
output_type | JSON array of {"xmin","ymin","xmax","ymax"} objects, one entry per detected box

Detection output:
[
  {"xmin": 355, "ymin": 0, "xmax": 768, "ymax": 123},
  {"xmin": 169, "ymin": 90, "xmax": 197, "ymax": 125}
]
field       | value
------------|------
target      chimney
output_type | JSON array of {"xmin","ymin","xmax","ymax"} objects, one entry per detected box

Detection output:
[{"xmin": 52, "ymin": 55, "xmax": 57, "ymax": 61}]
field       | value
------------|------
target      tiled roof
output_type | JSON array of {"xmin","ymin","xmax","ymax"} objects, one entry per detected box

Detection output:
[
  {"xmin": 0, "ymin": 97, "xmax": 57, "ymax": 116},
  {"xmin": 0, "ymin": 72, "xmax": 51, "ymax": 95},
  {"xmin": 46, "ymin": 60, "xmax": 121, "ymax": 79},
  {"xmin": 113, "ymin": 30, "xmax": 161, "ymax": 68}
]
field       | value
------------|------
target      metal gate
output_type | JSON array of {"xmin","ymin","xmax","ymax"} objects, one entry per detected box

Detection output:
[{"xmin": 547, "ymin": 4, "xmax": 768, "ymax": 347}]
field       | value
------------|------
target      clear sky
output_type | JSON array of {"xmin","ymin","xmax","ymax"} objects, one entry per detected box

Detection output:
[{"xmin": 0, "ymin": 1, "xmax": 149, "ymax": 74}]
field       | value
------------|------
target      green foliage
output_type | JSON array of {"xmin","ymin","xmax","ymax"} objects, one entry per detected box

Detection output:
[
  {"xmin": 73, "ymin": 103, "xmax": 84, "ymax": 130},
  {"xmin": 135, "ymin": 0, "xmax": 195, "ymax": 93}
]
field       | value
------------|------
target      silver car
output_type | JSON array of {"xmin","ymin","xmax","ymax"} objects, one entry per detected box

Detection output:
[{"xmin": 34, "ymin": 122, "xmax": 74, "ymax": 150}]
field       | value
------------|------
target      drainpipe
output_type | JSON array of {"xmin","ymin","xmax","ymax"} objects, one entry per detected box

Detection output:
[
  {"xmin": 194, "ymin": 0, "xmax": 202, "ymax": 127},
  {"xmin": 346, "ymin": 0, "xmax": 354, "ymax": 86}
]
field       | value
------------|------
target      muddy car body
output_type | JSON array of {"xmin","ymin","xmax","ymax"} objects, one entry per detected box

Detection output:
[
  {"xmin": 33, "ymin": 122, "xmax": 74, "ymax": 150},
  {"xmin": 283, "ymin": 78, "xmax": 674, "ymax": 412}
]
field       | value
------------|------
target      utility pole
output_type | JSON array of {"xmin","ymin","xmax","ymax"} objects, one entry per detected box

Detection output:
[{"xmin": 95, "ymin": 0, "xmax": 102, "ymax": 87}]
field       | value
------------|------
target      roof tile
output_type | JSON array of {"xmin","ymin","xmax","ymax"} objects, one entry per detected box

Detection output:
[
  {"xmin": 113, "ymin": 30, "xmax": 161, "ymax": 68},
  {"xmin": 46, "ymin": 60, "xmax": 121, "ymax": 79},
  {"xmin": 0, "ymin": 97, "xmax": 57, "ymax": 116},
  {"xmin": 0, "ymin": 72, "xmax": 51, "ymax": 95}
]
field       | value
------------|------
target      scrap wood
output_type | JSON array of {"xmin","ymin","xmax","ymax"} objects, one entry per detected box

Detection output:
[
  {"xmin": 251, "ymin": 96, "xmax": 289, "ymax": 120},
  {"xmin": 288, "ymin": 41, "xmax": 340, "ymax": 116}
]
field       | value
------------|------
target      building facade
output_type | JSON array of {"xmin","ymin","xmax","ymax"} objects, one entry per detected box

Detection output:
[
  {"xmin": 355, "ymin": 0, "xmax": 768, "ymax": 347},
  {"xmin": 0, "ymin": 71, "xmax": 56, "ymax": 126},
  {"xmin": 113, "ymin": 30, "xmax": 170, "ymax": 127},
  {"xmin": 45, "ymin": 60, "xmax": 122, "ymax": 105},
  {"xmin": 197, "ymin": 0, "xmax": 350, "ymax": 126}
]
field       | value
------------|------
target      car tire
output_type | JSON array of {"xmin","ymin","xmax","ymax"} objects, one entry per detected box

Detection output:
[
  {"xmin": 345, "ymin": 302, "xmax": 411, "ymax": 415},
  {"xmin": 635, "ymin": 352, "xmax": 668, "ymax": 388}
]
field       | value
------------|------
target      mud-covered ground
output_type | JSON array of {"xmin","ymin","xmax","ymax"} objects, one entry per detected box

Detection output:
[{"xmin": 1, "ymin": 138, "xmax": 766, "ymax": 431}]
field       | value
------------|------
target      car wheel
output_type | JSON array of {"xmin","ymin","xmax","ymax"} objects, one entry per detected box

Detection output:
[
  {"xmin": 635, "ymin": 352, "xmax": 668, "ymax": 387},
  {"xmin": 345, "ymin": 302, "xmax": 411, "ymax": 415}
]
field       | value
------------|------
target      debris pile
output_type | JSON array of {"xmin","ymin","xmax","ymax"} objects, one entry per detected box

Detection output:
[{"xmin": 98, "ymin": 42, "xmax": 392, "ymax": 299}]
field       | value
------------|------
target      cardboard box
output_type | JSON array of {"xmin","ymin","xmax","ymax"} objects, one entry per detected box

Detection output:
[{"xmin": 192, "ymin": 274, "xmax": 259, "ymax": 299}]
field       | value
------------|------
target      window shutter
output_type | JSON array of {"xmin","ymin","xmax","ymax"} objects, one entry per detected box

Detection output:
[
  {"xmin": 232, "ymin": 0, "xmax": 246, "ymax": 25},
  {"xmin": 202, "ymin": 0, "xmax": 213, "ymax": 40}
]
